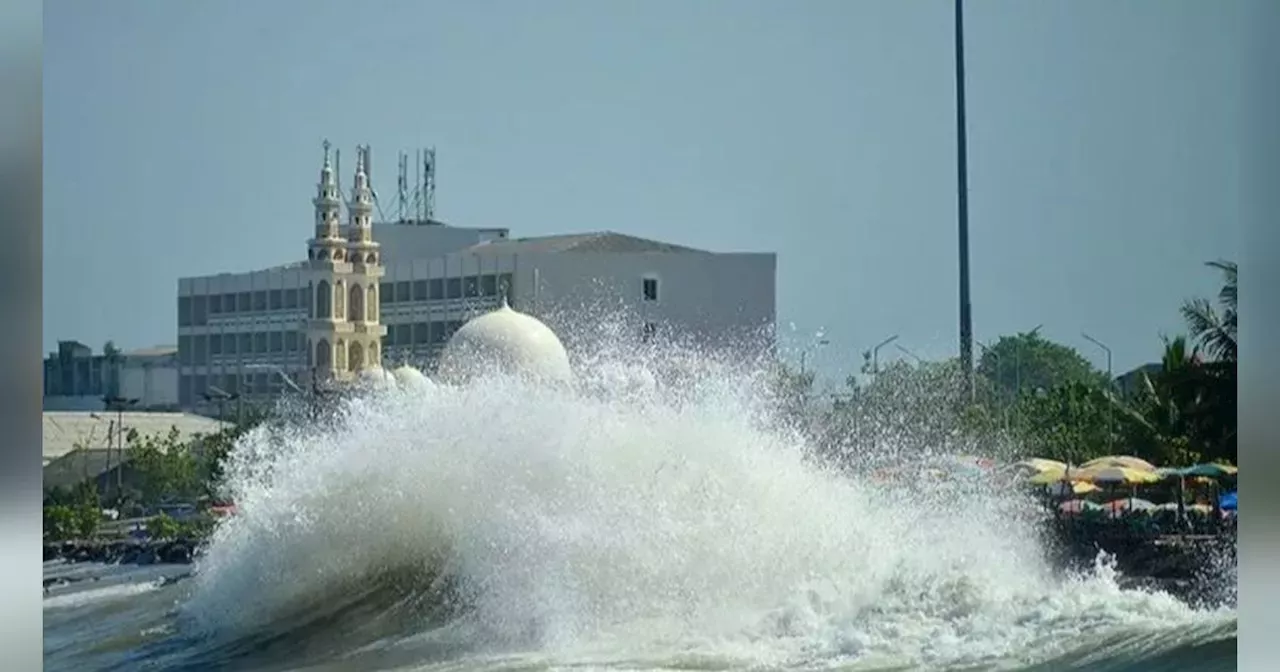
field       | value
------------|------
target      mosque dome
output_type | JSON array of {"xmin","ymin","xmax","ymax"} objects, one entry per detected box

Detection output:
[
  {"xmin": 436, "ymin": 300, "xmax": 573, "ymax": 385},
  {"xmin": 356, "ymin": 365, "xmax": 396, "ymax": 389},
  {"xmin": 391, "ymin": 364, "xmax": 433, "ymax": 391}
]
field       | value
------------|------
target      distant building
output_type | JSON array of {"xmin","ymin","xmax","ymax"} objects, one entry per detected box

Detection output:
[
  {"xmin": 43, "ymin": 342, "xmax": 179, "ymax": 411},
  {"xmin": 1115, "ymin": 363, "xmax": 1162, "ymax": 398},
  {"xmin": 176, "ymin": 142, "xmax": 776, "ymax": 415},
  {"xmin": 41, "ymin": 410, "xmax": 231, "ymax": 496}
]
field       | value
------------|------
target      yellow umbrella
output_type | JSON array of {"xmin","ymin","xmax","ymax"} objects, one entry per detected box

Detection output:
[
  {"xmin": 1047, "ymin": 480, "xmax": 1100, "ymax": 496},
  {"xmin": 1015, "ymin": 458, "xmax": 1068, "ymax": 474},
  {"xmin": 1072, "ymin": 466, "xmax": 1163, "ymax": 485},
  {"xmin": 1079, "ymin": 455, "xmax": 1157, "ymax": 472},
  {"xmin": 1027, "ymin": 467, "xmax": 1079, "ymax": 485}
]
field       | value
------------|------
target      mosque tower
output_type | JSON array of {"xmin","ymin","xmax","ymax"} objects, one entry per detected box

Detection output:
[{"xmin": 304, "ymin": 140, "xmax": 385, "ymax": 384}]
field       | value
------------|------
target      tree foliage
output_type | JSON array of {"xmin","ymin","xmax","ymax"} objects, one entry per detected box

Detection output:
[{"xmin": 976, "ymin": 329, "xmax": 1106, "ymax": 403}]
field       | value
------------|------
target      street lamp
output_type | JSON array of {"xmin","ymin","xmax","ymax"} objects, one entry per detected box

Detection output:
[
  {"xmin": 872, "ymin": 334, "xmax": 899, "ymax": 376},
  {"xmin": 1082, "ymin": 331, "xmax": 1114, "ymax": 453},
  {"xmin": 244, "ymin": 364, "xmax": 306, "ymax": 395},
  {"xmin": 102, "ymin": 395, "xmax": 138, "ymax": 502},
  {"xmin": 203, "ymin": 385, "xmax": 241, "ymax": 424}
]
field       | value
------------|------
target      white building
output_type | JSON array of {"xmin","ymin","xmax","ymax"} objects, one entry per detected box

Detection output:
[
  {"xmin": 44, "ymin": 342, "xmax": 180, "ymax": 411},
  {"xmin": 176, "ymin": 142, "xmax": 776, "ymax": 413}
]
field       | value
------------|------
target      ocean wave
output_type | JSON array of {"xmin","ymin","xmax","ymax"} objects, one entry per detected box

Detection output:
[{"xmin": 166, "ymin": 345, "xmax": 1234, "ymax": 671}]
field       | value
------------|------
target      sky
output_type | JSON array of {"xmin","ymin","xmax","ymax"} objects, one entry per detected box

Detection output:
[{"xmin": 43, "ymin": 0, "xmax": 1246, "ymax": 386}]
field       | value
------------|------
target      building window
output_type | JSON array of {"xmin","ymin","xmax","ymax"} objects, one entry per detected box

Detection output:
[
  {"xmin": 642, "ymin": 322, "xmax": 657, "ymax": 343},
  {"xmin": 240, "ymin": 333, "xmax": 252, "ymax": 354},
  {"xmin": 464, "ymin": 277, "xmax": 479, "ymax": 298},
  {"xmin": 286, "ymin": 331, "xmax": 299, "ymax": 352},
  {"xmin": 316, "ymin": 281, "xmax": 332, "ymax": 319},
  {"xmin": 193, "ymin": 335, "xmax": 208, "ymax": 364},
  {"xmin": 210, "ymin": 333, "xmax": 223, "ymax": 355},
  {"xmin": 237, "ymin": 292, "xmax": 251, "ymax": 312},
  {"xmin": 446, "ymin": 278, "xmax": 463, "ymax": 299},
  {"xmin": 209, "ymin": 295, "xmax": 222, "ymax": 314},
  {"xmin": 429, "ymin": 278, "xmax": 444, "ymax": 300},
  {"xmin": 224, "ymin": 374, "xmax": 239, "ymax": 395},
  {"xmin": 412, "ymin": 280, "xmax": 428, "ymax": 301},
  {"xmin": 380, "ymin": 282, "xmax": 394, "ymax": 305},
  {"xmin": 193, "ymin": 296, "xmax": 208, "ymax": 326},
  {"xmin": 429, "ymin": 321, "xmax": 447, "ymax": 344},
  {"xmin": 285, "ymin": 288, "xmax": 299, "ymax": 309},
  {"xmin": 178, "ymin": 297, "xmax": 192, "ymax": 327},
  {"xmin": 270, "ymin": 331, "xmax": 284, "ymax": 352},
  {"xmin": 253, "ymin": 373, "xmax": 269, "ymax": 395},
  {"xmin": 253, "ymin": 291, "xmax": 268, "ymax": 312},
  {"xmin": 179, "ymin": 374, "xmax": 192, "ymax": 406},
  {"xmin": 177, "ymin": 335, "xmax": 192, "ymax": 365},
  {"xmin": 225, "ymin": 332, "xmax": 238, "ymax": 354},
  {"xmin": 254, "ymin": 332, "xmax": 268, "ymax": 353},
  {"xmin": 395, "ymin": 324, "xmax": 411, "ymax": 345},
  {"xmin": 414, "ymin": 322, "xmax": 431, "ymax": 344},
  {"xmin": 642, "ymin": 278, "xmax": 659, "ymax": 302},
  {"xmin": 480, "ymin": 274, "xmax": 498, "ymax": 297},
  {"xmin": 395, "ymin": 281, "xmax": 411, "ymax": 302},
  {"xmin": 222, "ymin": 293, "xmax": 237, "ymax": 314},
  {"xmin": 269, "ymin": 289, "xmax": 283, "ymax": 311}
]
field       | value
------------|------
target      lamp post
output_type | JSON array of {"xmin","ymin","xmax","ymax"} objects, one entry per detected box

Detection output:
[
  {"xmin": 102, "ymin": 395, "xmax": 138, "ymax": 503},
  {"xmin": 872, "ymin": 334, "xmax": 899, "ymax": 376},
  {"xmin": 203, "ymin": 385, "xmax": 241, "ymax": 425},
  {"xmin": 1082, "ymin": 332, "xmax": 1114, "ymax": 453},
  {"xmin": 954, "ymin": 0, "xmax": 974, "ymax": 401},
  {"xmin": 896, "ymin": 343, "xmax": 923, "ymax": 364}
]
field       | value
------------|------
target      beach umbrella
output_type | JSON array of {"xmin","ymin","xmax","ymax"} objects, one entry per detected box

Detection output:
[
  {"xmin": 1058, "ymin": 499, "xmax": 1102, "ymax": 515},
  {"xmin": 1102, "ymin": 498, "xmax": 1156, "ymax": 516},
  {"xmin": 1178, "ymin": 463, "xmax": 1238, "ymax": 479},
  {"xmin": 1219, "ymin": 491, "xmax": 1237, "ymax": 511},
  {"xmin": 1046, "ymin": 480, "xmax": 1100, "ymax": 497},
  {"xmin": 1079, "ymin": 455, "xmax": 1158, "ymax": 472},
  {"xmin": 1072, "ymin": 466, "xmax": 1163, "ymax": 486},
  {"xmin": 1016, "ymin": 458, "xmax": 1068, "ymax": 474}
]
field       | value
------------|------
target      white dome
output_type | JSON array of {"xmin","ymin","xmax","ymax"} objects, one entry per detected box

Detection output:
[
  {"xmin": 391, "ymin": 365, "xmax": 433, "ymax": 391},
  {"xmin": 437, "ymin": 301, "xmax": 573, "ymax": 385},
  {"xmin": 356, "ymin": 366, "xmax": 396, "ymax": 389}
]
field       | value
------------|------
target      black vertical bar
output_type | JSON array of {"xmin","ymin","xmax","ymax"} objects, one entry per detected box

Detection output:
[{"xmin": 955, "ymin": 0, "xmax": 974, "ymax": 401}]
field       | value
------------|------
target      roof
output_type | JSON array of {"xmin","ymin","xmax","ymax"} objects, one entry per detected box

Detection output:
[
  {"xmin": 462, "ymin": 231, "xmax": 709, "ymax": 256},
  {"xmin": 122, "ymin": 345, "xmax": 177, "ymax": 358},
  {"xmin": 42, "ymin": 411, "xmax": 231, "ymax": 461}
]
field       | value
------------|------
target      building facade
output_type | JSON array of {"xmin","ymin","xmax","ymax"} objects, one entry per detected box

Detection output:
[
  {"xmin": 177, "ymin": 142, "xmax": 776, "ymax": 413},
  {"xmin": 44, "ymin": 342, "xmax": 179, "ymax": 411}
]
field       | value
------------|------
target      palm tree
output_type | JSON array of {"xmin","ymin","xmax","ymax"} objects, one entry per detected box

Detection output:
[{"xmin": 1181, "ymin": 260, "xmax": 1236, "ymax": 362}]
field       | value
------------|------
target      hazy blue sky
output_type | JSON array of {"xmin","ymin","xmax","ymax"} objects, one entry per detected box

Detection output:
[{"xmin": 44, "ymin": 0, "xmax": 1243, "ymax": 384}]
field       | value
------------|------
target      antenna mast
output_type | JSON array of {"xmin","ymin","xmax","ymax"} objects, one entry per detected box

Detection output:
[{"xmin": 423, "ymin": 147, "xmax": 436, "ymax": 221}]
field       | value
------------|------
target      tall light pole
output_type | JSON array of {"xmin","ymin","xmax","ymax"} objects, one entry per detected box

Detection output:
[
  {"xmin": 872, "ymin": 334, "xmax": 899, "ymax": 376},
  {"xmin": 955, "ymin": 0, "xmax": 974, "ymax": 401},
  {"xmin": 1082, "ymin": 332, "xmax": 1114, "ymax": 453},
  {"xmin": 102, "ymin": 395, "xmax": 138, "ymax": 503}
]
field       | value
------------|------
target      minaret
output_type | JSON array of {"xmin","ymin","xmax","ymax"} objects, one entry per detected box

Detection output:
[
  {"xmin": 308, "ymin": 140, "xmax": 347, "ymax": 264},
  {"xmin": 305, "ymin": 140, "xmax": 353, "ymax": 385},
  {"xmin": 343, "ymin": 144, "xmax": 387, "ymax": 371}
]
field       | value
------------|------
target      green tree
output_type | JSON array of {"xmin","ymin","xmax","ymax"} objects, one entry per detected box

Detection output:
[
  {"xmin": 1181, "ymin": 259, "xmax": 1236, "ymax": 362},
  {"xmin": 147, "ymin": 512, "xmax": 181, "ymax": 540},
  {"xmin": 127, "ymin": 426, "xmax": 201, "ymax": 505},
  {"xmin": 44, "ymin": 506, "xmax": 77, "ymax": 541},
  {"xmin": 976, "ymin": 329, "xmax": 1107, "ymax": 404},
  {"xmin": 1009, "ymin": 381, "xmax": 1118, "ymax": 464}
]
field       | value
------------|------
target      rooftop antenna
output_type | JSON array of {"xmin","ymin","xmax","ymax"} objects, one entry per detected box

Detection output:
[
  {"xmin": 415, "ymin": 148, "xmax": 422, "ymax": 223},
  {"xmin": 423, "ymin": 147, "xmax": 436, "ymax": 221},
  {"xmin": 397, "ymin": 152, "xmax": 409, "ymax": 223}
]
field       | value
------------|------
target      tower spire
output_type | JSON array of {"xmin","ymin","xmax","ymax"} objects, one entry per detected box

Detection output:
[{"xmin": 309, "ymin": 139, "xmax": 347, "ymax": 262}]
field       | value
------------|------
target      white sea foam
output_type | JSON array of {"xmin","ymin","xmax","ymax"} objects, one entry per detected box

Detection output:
[{"xmin": 181, "ymin": 347, "xmax": 1233, "ymax": 670}]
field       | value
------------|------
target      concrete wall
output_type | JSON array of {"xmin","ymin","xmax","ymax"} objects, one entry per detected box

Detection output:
[
  {"xmin": 508, "ymin": 251, "xmax": 776, "ymax": 358},
  {"xmin": 371, "ymin": 223, "xmax": 508, "ymax": 263}
]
